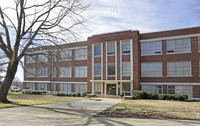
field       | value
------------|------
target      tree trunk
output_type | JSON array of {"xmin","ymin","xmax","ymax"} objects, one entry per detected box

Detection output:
[{"xmin": 0, "ymin": 61, "xmax": 18, "ymax": 103}]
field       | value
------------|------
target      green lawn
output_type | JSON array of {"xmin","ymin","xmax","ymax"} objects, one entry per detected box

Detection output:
[
  {"xmin": 0, "ymin": 92, "xmax": 82, "ymax": 108},
  {"xmin": 112, "ymin": 100, "xmax": 200, "ymax": 120}
]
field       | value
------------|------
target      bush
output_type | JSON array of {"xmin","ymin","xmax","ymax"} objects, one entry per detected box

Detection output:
[
  {"xmin": 82, "ymin": 90, "xmax": 90, "ymax": 97},
  {"xmin": 132, "ymin": 90, "xmax": 148, "ymax": 99},
  {"xmin": 76, "ymin": 93, "xmax": 81, "ymax": 97},
  {"xmin": 157, "ymin": 94, "xmax": 188, "ymax": 101},
  {"xmin": 148, "ymin": 93, "xmax": 158, "ymax": 99}
]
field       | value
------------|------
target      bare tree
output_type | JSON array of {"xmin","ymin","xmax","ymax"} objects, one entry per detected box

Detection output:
[{"xmin": 0, "ymin": 0, "xmax": 90, "ymax": 103}]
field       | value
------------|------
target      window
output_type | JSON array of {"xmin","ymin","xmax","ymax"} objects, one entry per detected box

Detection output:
[
  {"xmin": 166, "ymin": 38, "xmax": 190, "ymax": 54},
  {"xmin": 107, "ymin": 42, "xmax": 115, "ymax": 55},
  {"xmin": 26, "ymin": 83, "xmax": 35, "ymax": 90},
  {"xmin": 37, "ymin": 67, "xmax": 48, "ymax": 77},
  {"xmin": 121, "ymin": 40, "xmax": 130, "ymax": 54},
  {"xmin": 52, "ymin": 67, "xmax": 56, "ymax": 78},
  {"xmin": 52, "ymin": 52, "xmax": 57, "ymax": 62},
  {"xmin": 142, "ymin": 85, "xmax": 162, "ymax": 94},
  {"xmin": 51, "ymin": 84, "xmax": 56, "ymax": 91},
  {"xmin": 60, "ymin": 84, "xmax": 71, "ymax": 93},
  {"xmin": 167, "ymin": 61, "xmax": 191, "ymax": 76},
  {"xmin": 94, "ymin": 44, "xmax": 101, "ymax": 56},
  {"xmin": 107, "ymin": 63, "xmax": 115, "ymax": 75},
  {"xmin": 75, "ymin": 48, "xmax": 87, "ymax": 60},
  {"xmin": 94, "ymin": 63, "xmax": 101, "ymax": 76},
  {"xmin": 37, "ymin": 83, "xmax": 47, "ymax": 91},
  {"xmin": 168, "ymin": 86, "xmax": 175, "ymax": 94},
  {"xmin": 141, "ymin": 62, "xmax": 162, "ymax": 77},
  {"xmin": 26, "ymin": 55, "xmax": 35, "ymax": 63},
  {"xmin": 26, "ymin": 68, "xmax": 35, "ymax": 77},
  {"xmin": 122, "ymin": 83, "xmax": 131, "ymax": 91},
  {"xmin": 38, "ymin": 52, "xmax": 48, "ymax": 62},
  {"xmin": 74, "ymin": 84, "xmax": 87, "ymax": 93},
  {"xmin": 59, "ymin": 67, "xmax": 72, "ymax": 77},
  {"xmin": 75, "ymin": 66, "xmax": 87, "ymax": 77},
  {"xmin": 122, "ymin": 62, "xmax": 131, "ymax": 76},
  {"xmin": 198, "ymin": 36, "xmax": 200, "ymax": 52},
  {"xmin": 60, "ymin": 50, "xmax": 72, "ymax": 61},
  {"xmin": 141, "ymin": 41, "xmax": 162, "ymax": 55},
  {"xmin": 94, "ymin": 83, "xmax": 101, "ymax": 92}
]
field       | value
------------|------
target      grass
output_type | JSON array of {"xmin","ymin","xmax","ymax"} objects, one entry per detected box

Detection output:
[
  {"xmin": 0, "ymin": 92, "xmax": 82, "ymax": 108},
  {"xmin": 112, "ymin": 100, "xmax": 200, "ymax": 120}
]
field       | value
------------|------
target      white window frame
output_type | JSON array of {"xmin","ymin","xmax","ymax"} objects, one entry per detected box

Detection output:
[
  {"xmin": 121, "ymin": 40, "xmax": 131, "ymax": 55},
  {"xmin": 141, "ymin": 41, "xmax": 162, "ymax": 56},
  {"xmin": 94, "ymin": 63, "xmax": 101, "ymax": 76},
  {"xmin": 166, "ymin": 38, "xmax": 191, "ymax": 54},
  {"xmin": 167, "ymin": 61, "xmax": 192, "ymax": 77},
  {"xmin": 94, "ymin": 82, "xmax": 101, "ymax": 92},
  {"xmin": 141, "ymin": 62, "xmax": 163, "ymax": 77},
  {"xmin": 107, "ymin": 62, "xmax": 115, "ymax": 76}
]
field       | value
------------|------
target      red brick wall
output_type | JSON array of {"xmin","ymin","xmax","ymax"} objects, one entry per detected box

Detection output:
[{"xmin": 193, "ymin": 85, "xmax": 200, "ymax": 98}]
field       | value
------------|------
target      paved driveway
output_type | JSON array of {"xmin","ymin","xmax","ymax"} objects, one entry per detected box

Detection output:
[{"xmin": 0, "ymin": 98, "xmax": 200, "ymax": 126}]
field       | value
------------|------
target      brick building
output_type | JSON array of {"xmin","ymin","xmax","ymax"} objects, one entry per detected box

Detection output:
[{"xmin": 24, "ymin": 26, "xmax": 200, "ymax": 99}]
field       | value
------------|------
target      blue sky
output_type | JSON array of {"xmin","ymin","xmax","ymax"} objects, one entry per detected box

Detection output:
[{"xmin": 15, "ymin": 0, "xmax": 200, "ymax": 81}]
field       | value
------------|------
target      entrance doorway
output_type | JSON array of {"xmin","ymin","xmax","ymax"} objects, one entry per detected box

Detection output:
[{"xmin": 106, "ymin": 84, "xmax": 116, "ymax": 95}]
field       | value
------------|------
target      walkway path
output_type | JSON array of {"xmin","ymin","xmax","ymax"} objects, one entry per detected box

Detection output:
[{"xmin": 0, "ymin": 98, "xmax": 199, "ymax": 126}]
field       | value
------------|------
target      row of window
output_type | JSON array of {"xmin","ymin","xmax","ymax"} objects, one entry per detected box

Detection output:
[
  {"xmin": 141, "ymin": 38, "xmax": 191, "ymax": 56},
  {"xmin": 141, "ymin": 61, "xmax": 191, "ymax": 77},
  {"xmin": 142, "ymin": 85, "xmax": 192, "ymax": 98},
  {"xmin": 26, "ymin": 66, "xmax": 87, "ymax": 78},
  {"xmin": 26, "ymin": 83, "xmax": 87, "ymax": 93},
  {"xmin": 94, "ymin": 40, "xmax": 131, "ymax": 57},
  {"xmin": 94, "ymin": 62, "xmax": 131, "ymax": 76},
  {"xmin": 26, "ymin": 48, "xmax": 87, "ymax": 63}
]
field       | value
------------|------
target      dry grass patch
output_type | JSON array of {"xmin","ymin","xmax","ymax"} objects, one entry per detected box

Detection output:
[
  {"xmin": 0, "ymin": 92, "xmax": 82, "ymax": 108},
  {"xmin": 111, "ymin": 100, "xmax": 200, "ymax": 120}
]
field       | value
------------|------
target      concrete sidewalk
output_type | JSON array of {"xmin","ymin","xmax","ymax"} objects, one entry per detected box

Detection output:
[{"xmin": 0, "ymin": 98, "xmax": 199, "ymax": 126}]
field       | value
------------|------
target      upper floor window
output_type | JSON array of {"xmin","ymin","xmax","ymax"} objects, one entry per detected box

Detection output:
[
  {"xmin": 26, "ymin": 55, "xmax": 35, "ymax": 63},
  {"xmin": 166, "ymin": 38, "xmax": 190, "ymax": 54},
  {"xmin": 26, "ymin": 68, "xmax": 35, "ymax": 77},
  {"xmin": 94, "ymin": 63, "xmax": 101, "ymax": 76},
  {"xmin": 59, "ymin": 67, "xmax": 72, "ymax": 77},
  {"xmin": 38, "ymin": 52, "xmax": 48, "ymax": 62},
  {"xmin": 107, "ymin": 63, "xmax": 115, "ymax": 75},
  {"xmin": 75, "ymin": 66, "xmax": 87, "ymax": 77},
  {"xmin": 52, "ymin": 52, "xmax": 57, "ymax": 62},
  {"xmin": 141, "ymin": 62, "xmax": 162, "ymax": 77},
  {"xmin": 75, "ymin": 48, "xmax": 87, "ymax": 60},
  {"xmin": 122, "ymin": 62, "xmax": 131, "ymax": 76},
  {"xmin": 121, "ymin": 40, "xmax": 130, "ymax": 54},
  {"xmin": 141, "ymin": 41, "xmax": 162, "ymax": 56},
  {"xmin": 37, "ymin": 67, "xmax": 48, "ymax": 77},
  {"xmin": 94, "ymin": 44, "xmax": 101, "ymax": 56},
  {"xmin": 107, "ymin": 42, "xmax": 115, "ymax": 55},
  {"xmin": 60, "ymin": 49, "xmax": 72, "ymax": 61},
  {"xmin": 52, "ymin": 67, "xmax": 56, "ymax": 78},
  {"xmin": 167, "ymin": 61, "xmax": 191, "ymax": 77}
]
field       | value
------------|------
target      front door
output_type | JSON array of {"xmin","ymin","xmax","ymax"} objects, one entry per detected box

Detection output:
[{"xmin": 106, "ymin": 84, "xmax": 116, "ymax": 95}]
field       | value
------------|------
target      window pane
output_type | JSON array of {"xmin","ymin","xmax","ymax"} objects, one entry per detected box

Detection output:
[
  {"xmin": 75, "ymin": 48, "xmax": 87, "ymax": 60},
  {"xmin": 108, "ymin": 63, "xmax": 115, "ymax": 75},
  {"xmin": 122, "ymin": 62, "xmax": 131, "ymax": 76},
  {"xmin": 75, "ymin": 66, "xmax": 87, "ymax": 77},
  {"xmin": 94, "ymin": 63, "xmax": 101, "ymax": 76},
  {"xmin": 141, "ymin": 41, "xmax": 162, "ymax": 55},
  {"xmin": 60, "ymin": 50, "xmax": 72, "ymax": 61},
  {"xmin": 141, "ymin": 62, "xmax": 162, "ymax": 77},
  {"xmin": 122, "ymin": 83, "xmax": 131, "ymax": 91},
  {"xmin": 38, "ymin": 52, "xmax": 48, "ymax": 62},
  {"xmin": 167, "ymin": 61, "xmax": 191, "ymax": 76},
  {"xmin": 107, "ymin": 42, "xmax": 115, "ymax": 55},
  {"xmin": 94, "ymin": 44, "xmax": 101, "ymax": 56},
  {"xmin": 26, "ymin": 68, "xmax": 35, "ymax": 77},
  {"xmin": 59, "ymin": 67, "xmax": 72, "ymax": 77},
  {"xmin": 37, "ymin": 67, "xmax": 48, "ymax": 77},
  {"xmin": 94, "ymin": 83, "xmax": 101, "ymax": 92},
  {"xmin": 121, "ymin": 40, "xmax": 130, "ymax": 54},
  {"xmin": 166, "ymin": 38, "xmax": 190, "ymax": 53}
]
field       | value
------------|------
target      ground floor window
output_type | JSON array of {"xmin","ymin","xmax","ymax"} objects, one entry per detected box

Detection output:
[
  {"xmin": 37, "ymin": 83, "xmax": 47, "ymax": 91},
  {"xmin": 168, "ymin": 85, "xmax": 192, "ymax": 98},
  {"xmin": 52, "ymin": 84, "xmax": 56, "ymax": 91},
  {"xmin": 26, "ymin": 82, "xmax": 35, "ymax": 90},
  {"xmin": 142, "ymin": 85, "xmax": 163, "ymax": 94},
  {"xmin": 168, "ymin": 86, "xmax": 175, "ymax": 94},
  {"xmin": 122, "ymin": 82, "xmax": 131, "ymax": 91},
  {"xmin": 74, "ymin": 84, "xmax": 87, "ymax": 93},
  {"xmin": 60, "ymin": 84, "xmax": 71, "ymax": 93},
  {"xmin": 94, "ymin": 83, "xmax": 101, "ymax": 92}
]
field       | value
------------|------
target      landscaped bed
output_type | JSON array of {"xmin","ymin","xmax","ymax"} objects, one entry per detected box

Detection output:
[
  {"xmin": 95, "ymin": 100, "xmax": 200, "ymax": 120},
  {"xmin": 0, "ymin": 92, "xmax": 82, "ymax": 108}
]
